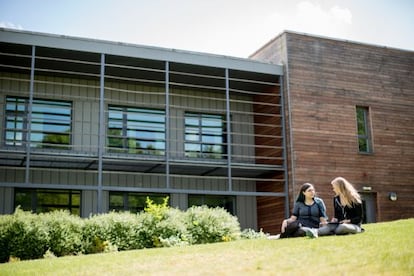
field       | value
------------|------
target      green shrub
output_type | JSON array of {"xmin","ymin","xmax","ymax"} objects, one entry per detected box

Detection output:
[
  {"xmin": 40, "ymin": 210, "xmax": 84, "ymax": 257},
  {"xmin": 136, "ymin": 198, "xmax": 189, "ymax": 248},
  {"xmin": 0, "ymin": 213, "xmax": 13, "ymax": 263},
  {"xmin": 240, "ymin": 228, "xmax": 269, "ymax": 239},
  {"xmin": 0, "ymin": 209, "xmax": 49, "ymax": 262},
  {"xmin": 185, "ymin": 205, "xmax": 241, "ymax": 244},
  {"xmin": 153, "ymin": 208, "xmax": 190, "ymax": 247},
  {"xmin": 82, "ymin": 213, "xmax": 118, "ymax": 254},
  {"xmin": 134, "ymin": 211, "xmax": 157, "ymax": 249},
  {"xmin": 0, "ymin": 200, "xmax": 243, "ymax": 262},
  {"xmin": 100, "ymin": 212, "xmax": 141, "ymax": 251}
]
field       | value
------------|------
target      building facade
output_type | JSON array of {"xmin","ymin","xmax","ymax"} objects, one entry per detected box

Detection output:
[
  {"xmin": 1, "ymin": 29, "xmax": 413, "ymax": 234},
  {"xmin": 251, "ymin": 31, "xmax": 414, "ymax": 224},
  {"xmin": 0, "ymin": 29, "xmax": 287, "ymax": 233}
]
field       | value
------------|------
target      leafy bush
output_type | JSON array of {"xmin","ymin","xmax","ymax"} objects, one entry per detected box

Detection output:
[
  {"xmin": 136, "ymin": 197, "xmax": 190, "ymax": 248},
  {"xmin": 40, "ymin": 210, "xmax": 83, "ymax": 256},
  {"xmin": 0, "ymin": 208, "xmax": 49, "ymax": 262},
  {"xmin": 185, "ymin": 205, "xmax": 241, "ymax": 244},
  {"xmin": 153, "ymin": 208, "xmax": 190, "ymax": 247},
  {"xmin": 0, "ymin": 200, "xmax": 243, "ymax": 262},
  {"xmin": 240, "ymin": 228, "xmax": 269, "ymax": 239},
  {"xmin": 0, "ymin": 213, "xmax": 13, "ymax": 263},
  {"xmin": 82, "ymin": 213, "xmax": 119, "ymax": 254}
]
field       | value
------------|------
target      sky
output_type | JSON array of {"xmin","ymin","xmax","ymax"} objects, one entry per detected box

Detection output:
[{"xmin": 0, "ymin": 0, "xmax": 413, "ymax": 58}]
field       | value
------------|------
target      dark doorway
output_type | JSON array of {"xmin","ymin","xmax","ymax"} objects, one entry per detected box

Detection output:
[{"xmin": 361, "ymin": 192, "xmax": 377, "ymax": 223}]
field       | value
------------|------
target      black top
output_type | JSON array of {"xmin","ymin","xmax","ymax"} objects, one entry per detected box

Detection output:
[{"xmin": 333, "ymin": 196, "xmax": 363, "ymax": 225}]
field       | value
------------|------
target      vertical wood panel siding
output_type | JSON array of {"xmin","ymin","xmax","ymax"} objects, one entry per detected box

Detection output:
[{"xmin": 252, "ymin": 85, "xmax": 285, "ymax": 234}]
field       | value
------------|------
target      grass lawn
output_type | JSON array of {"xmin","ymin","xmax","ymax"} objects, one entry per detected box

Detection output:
[{"xmin": 1, "ymin": 219, "xmax": 413, "ymax": 275}]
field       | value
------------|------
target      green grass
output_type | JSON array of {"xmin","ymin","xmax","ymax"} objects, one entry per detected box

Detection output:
[{"xmin": 1, "ymin": 219, "xmax": 413, "ymax": 275}]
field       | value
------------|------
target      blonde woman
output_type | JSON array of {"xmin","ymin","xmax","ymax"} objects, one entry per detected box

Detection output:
[{"xmin": 316, "ymin": 177, "xmax": 364, "ymax": 237}]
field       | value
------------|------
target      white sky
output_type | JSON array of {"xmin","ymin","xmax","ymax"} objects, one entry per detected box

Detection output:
[{"xmin": 0, "ymin": 0, "xmax": 413, "ymax": 58}]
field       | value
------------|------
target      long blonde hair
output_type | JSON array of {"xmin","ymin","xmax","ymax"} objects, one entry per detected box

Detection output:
[{"xmin": 331, "ymin": 177, "xmax": 362, "ymax": 207}]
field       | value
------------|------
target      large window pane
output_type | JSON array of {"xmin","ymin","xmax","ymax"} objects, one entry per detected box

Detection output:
[
  {"xmin": 14, "ymin": 189, "xmax": 80, "ymax": 216},
  {"xmin": 107, "ymin": 106, "xmax": 165, "ymax": 155},
  {"xmin": 184, "ymin": 113, "xmax": 226, "ymax": 159},
  {"xmin": 188, "ymin": 195, "xmax": 235, "ymax": 215},
  {"xmin": 109, "ymin": 192, "xmax": 169, "ymax": 213},
  {"xmin": 356, "ymin": 106, "xmax": 372, "ymax": 153},
  {"xmin": 4, "ymin": 96, "xmax": 72, "ymax": 149}
]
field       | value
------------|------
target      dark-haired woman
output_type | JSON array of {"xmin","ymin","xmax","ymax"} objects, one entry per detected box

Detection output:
[{"xmin": 279, "ymin": 183, "xmax": 328, "ymax": 238}]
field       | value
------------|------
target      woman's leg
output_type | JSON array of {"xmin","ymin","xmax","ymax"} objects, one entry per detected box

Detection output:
[
  {"xmin": 317, "ymin": 224, "xmax": 337, "ymax": 236},
  {"xmin": 293, "ymin": 227, "xmax": 306, "ymax": 237},
  {"xmin": 335, "ymin": 223, "xmax": 361, "ymax": 235}
]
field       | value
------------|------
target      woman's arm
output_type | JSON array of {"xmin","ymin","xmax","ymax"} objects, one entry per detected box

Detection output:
[
  {"xmin": 281, "ymin": 215, "xmax": 297, "ymax": 233},
  {"xmin": 348, "ymin": 203, "xmax": 363, "ymax": 225}
]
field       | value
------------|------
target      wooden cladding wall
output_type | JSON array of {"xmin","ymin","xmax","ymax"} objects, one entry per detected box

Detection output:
[
  {"xmin": 252, "ymin": 32, "xmax": 414, "ymax": 223},
  {"xmin": 256, "ymin": 173, "xmax": 285, "ymax": 234},
  {"xmin": 253, "ymin": 86, "xmax": 282, "ymax": 166},
  {"xmin": 253, "ymin": 86, "xmax": 286, "ymax": 233}
]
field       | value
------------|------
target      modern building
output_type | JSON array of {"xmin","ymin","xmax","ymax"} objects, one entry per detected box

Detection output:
[
  {"xmin": 0, "ymin": 28, "xmax": 413, "ymax": 234},
  {"xmin": 251, "ymin": 32, "xmax": 414, "ymax": 224}
]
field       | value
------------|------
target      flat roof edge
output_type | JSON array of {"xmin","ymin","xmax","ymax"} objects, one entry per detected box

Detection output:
[{"xmin": 0, "ymin": 28, "xmax": 283, "ymax": 76}]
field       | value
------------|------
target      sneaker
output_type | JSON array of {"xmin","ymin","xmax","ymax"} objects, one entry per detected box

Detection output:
[
  {"xmin": 267, "ymin": 234, "xmax": 281, "ymax": 240},
  {"xmin": 306, "ymin": 229, "xmax": 318, "ymax": 239}
]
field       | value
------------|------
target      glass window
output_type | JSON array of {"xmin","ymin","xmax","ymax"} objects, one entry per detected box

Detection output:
[
  {"xmin": 356, "ymin": 106, "xmax": 372, "ymax": 153},
  {"xmin": 107, "ymin": 106, "xmax": 165, "ymax": 155},
  {"xmin": 5, "ymin": 96, "xmax": 72, "ymax": 149},
  {"xmin": 109, "ymin": 192, "xmax": 169, "ymax": 213},
  {"xmin": 184, "ymin": 113, "xmax": 226, "ymax": 159},
  {"xmin": 14, "ymin": 189, "xmax": 80, "ymax": 215},
  {"xmin": 188, "ymin": 195, "xmax": 235, "ymax": 215}
]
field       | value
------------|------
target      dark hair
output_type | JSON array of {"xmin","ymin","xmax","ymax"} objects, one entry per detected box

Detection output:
[{"xmin": 295, "ymin": 183, "xmax": 314, "ymax": 203}]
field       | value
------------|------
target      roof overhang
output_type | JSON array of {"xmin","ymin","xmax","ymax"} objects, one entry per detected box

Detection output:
[{"xmin": 0, "ymin": 28, "xmax": 283, "ymax": 76}]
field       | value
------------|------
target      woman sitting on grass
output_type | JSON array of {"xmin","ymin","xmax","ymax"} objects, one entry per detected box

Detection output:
[
  {"xmin": 279, "ymin": 183, "xmax": 328, "ymax": 238},
  {"xmin": 314, "ymin": 176, "xmax": 364, "ymax": 238}
]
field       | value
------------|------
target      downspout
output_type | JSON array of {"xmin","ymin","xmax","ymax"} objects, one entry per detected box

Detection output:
[
  {"xmin": 284, "ymin": 34, "xmax": 296, "ymax": 211},
  {"xmin": 97, "ymin": 53, "xmax": 105, "ymax": 213},
  {"xmin": 280, "ymin": 75, "xmax": 290, "ymax": 218},
  {"xmin": 165, "ymin": 61, "xmax": 170, "ymax": 189},
  {"xmin": 25, "ymin": 45, "xmax": 35, "ymax": 185}
]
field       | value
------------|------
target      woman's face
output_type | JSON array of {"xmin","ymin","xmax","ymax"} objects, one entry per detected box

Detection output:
[
  {"xmin": 331, "ymin": 183, "xmax": 340, "ymax": 196},
  {"xmin": 303, "ymin": 186, "xmax": 315, "ymax": 199}
]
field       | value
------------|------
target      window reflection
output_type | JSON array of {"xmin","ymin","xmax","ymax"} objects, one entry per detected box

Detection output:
[
  {"xmin": 5, "ymin": 96, "xmax": 72, "ymax": 149},
  {"xmin": 107, "ymin": 106, "xmax": 166, "ymax": 155},
  {"xmin": 188, "ymin": 194, "xmax": 235, "ymax": 215},
  {"xmin": 109, "ymin": 192, "xmax": 169, "ymax": 213},
  {"xmin": 14, "ymin": 189, "xmax": 80, "ymax": 216},
  {"xmin": 184, "ymin": 113, "xmax": 225, "ymax": 159}
]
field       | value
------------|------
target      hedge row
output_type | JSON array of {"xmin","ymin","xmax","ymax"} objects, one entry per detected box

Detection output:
[{"xmin": 0, "ymin": 198, "xmax": 265, "ymax": 263}]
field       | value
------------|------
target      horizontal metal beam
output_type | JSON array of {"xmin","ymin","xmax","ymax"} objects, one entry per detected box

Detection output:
[
  {"xmin": 0, "ymin": 28, "xmax": 283, "ymax": 76},
  {"xmin": 0, "ymin": 182, "xmax": 286, "ymax": 197}
]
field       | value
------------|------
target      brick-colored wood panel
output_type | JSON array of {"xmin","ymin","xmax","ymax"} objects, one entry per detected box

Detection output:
[{"xmin": 252, "ymin": 32, "xmax": 414, "ymax": 223}]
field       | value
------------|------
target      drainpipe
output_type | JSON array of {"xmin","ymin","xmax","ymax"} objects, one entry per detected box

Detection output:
[
  {"xmin": 284, "ymin": 35, "xmax": 296, "ymax": 213},
  {"xmin": 25, "ymin": 45, "xmax": 36, "ymax": 185},
  {"xmin": 97, "ymin": 53, "xmax": 105, "ymax": 213}
]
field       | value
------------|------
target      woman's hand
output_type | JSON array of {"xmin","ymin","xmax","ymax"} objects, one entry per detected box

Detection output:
[
  {"xmin": 281, "ymin": 219, "xmax": 288, "ymax": 233},
  {"xmin": 281, "ymin": 217, "xmax": 296, "ymax": 233}
]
